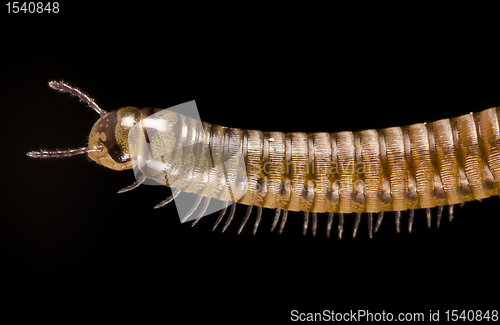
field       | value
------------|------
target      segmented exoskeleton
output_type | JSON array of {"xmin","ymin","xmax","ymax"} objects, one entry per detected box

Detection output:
[{"xmin": 28, "ymin": 81, "xmax": 500, "ymax": 239}]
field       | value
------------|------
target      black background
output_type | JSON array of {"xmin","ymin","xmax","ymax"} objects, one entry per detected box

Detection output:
[{"xmin": 2, "ymin": 1, "xmax": 500, "ymax": 322}]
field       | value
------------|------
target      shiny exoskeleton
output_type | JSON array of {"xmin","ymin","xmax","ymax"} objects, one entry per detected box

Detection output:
[{"xmin": 28, "ymin": 81, "xmax": 500, "ymax": 238}]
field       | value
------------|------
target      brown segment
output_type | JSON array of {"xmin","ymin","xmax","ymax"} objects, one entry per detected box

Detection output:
[
  {"xmin": 128, "ymin": 105, "xmax": 500, "ymax": 213},
  {"xmin": 477, "ymin": 108, "xmax": 500, "ymax": 188},
  {"xmin": 352, "ymin": 132, "xmax": 366, "ymax": 209},
  {"xmin": 450, "ymin": 117, "xmax": 473, "ymax": 199},
  {"xmin": 384, "ymin": 127, "xmax": 407, "ymax": 211},
  {"xmin": 426, "ymin": 123, "xmax": 448, "ymax": 206},
  {"xmin": 432, "ymin": 119, "xmax": 462, "ymax": 205},
  {"xmin": 308, "ymin": 135, "xmax": 315, "ymax": 178},
  {"xmin": 402, "ymin": 127, "xmax": 419, "ymax": 209},
  {"xmin": 360, "ymin": 129, "xmax": 383, "ymax": 213},
  {"xmin": 238, "ymin": 130, "xmax": 263, "ymax": 207},
  {"xmin": 473, "ymin": 111, "xmax": 497, "ymax": 191},
  {"xmin": 336, "ymin": 132, "xmax": 355, "ymax": 213},
  {"xmin": 377, "ymin": 130, "xmax": 393, "ymax": 207},
  {"xmin": 311, "ymin": 132, "xmax": 330, "ymax": 213},
  {"xmin": 263, "ymin": 132, "xmax": 286, "ymax": 210},
  {"xmin": 286, "ymin": 133, "xmax": 309, "ymax": 212},
  {"xmin": 455, "ymin": 113, "xmax": 489, "ymax": 200},
  {"xmin": 326, "ymin": 134, "xmax": 341, "ymax": 212},
  {"xmin": 408, "ymin": 124, "xmax": 435, "ymax": 208}
]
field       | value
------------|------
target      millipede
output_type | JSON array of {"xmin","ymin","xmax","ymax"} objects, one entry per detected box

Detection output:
[{"xmin": 27, "ymin": 81, "xmax": 500, "ymax": 239}]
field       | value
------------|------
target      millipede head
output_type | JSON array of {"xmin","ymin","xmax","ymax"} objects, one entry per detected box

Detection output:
[
  {"xmin": 87, "ymin": 106, "xmax": 141, "ymax": 171},
  {"xmin": 27, "ymin": 81, "xmax": 139, "ymax": 171}
]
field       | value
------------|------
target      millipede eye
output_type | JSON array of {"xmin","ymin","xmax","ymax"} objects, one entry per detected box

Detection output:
[{"xmin": 107, "ymin": 144, "xmax": 129, "ymax": 163}]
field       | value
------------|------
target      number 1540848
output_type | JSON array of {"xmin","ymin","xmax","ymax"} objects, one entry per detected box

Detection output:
[{"xmin": 6, "ymin": 2, "xmax": 59, "ymax": 13}]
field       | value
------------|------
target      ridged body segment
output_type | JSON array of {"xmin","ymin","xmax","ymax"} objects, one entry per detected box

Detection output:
[
  {"xmin": 140, "ymin": 107, "xmax": 500, "ymax": 213},
  {"xmin": 384, "ymin": 127, "xmax": 408, "ymax": 211},
  {"xmin": 359, "ymin": 130, "xmax": 382, "ymax": 213},
  {"xmin": 241, "ymin": 107, "xmax": 500, "ymax": 212}
]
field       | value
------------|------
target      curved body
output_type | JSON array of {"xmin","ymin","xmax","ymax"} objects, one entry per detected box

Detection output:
[
  {"xmin": 125, "ymin": 106, "xmax": 500, "ymax": 214},
  {"xmin": 27, "ymin": 81, "xmax": 500, "ymax": 236}
]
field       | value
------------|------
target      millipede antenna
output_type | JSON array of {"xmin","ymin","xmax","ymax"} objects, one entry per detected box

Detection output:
[
  {"xmin": 27, "ymin": 146, "xmax": 103, "ymax": 159},
  {"xmin": 48, "ymin": 80, "xmax": 107, "ymax": 117}
]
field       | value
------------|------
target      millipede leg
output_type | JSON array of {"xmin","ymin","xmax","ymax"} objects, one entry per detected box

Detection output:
[
  {"xmin": 338, "ymin": 213, "xmax": 344, "ymax": 240},
  {"xmin": 154, "ymin": 188, "xmax": 181, "ymax": 209},
  {"xmin": 408, "ymin": 209, "xmax": 415, "ymax": 233},
  {"xmin": 117, "ymin": 174, "xmax": 147, "ymax": 193},
  {"xmin": 181, "ymin": 195, "xmax": 203, "ymax": 223},
  {"xmin": 395, "ymin": 211, "xmax": 401, "ymax": 233},
  {"xmin": 312, "ymin": 213, "xmax": 317, "ymax": 237},
  {"xmin": 426, "ymin": 208, "xmax": 431, "ymax": 228},
  {"xmin": 327, "ymin": 213, "xmax": 334, "ymax": 238},
  {"xmin": 375, "ymin": 211, "xmax": 384, "ymax": 233},
  {"xmin": 353, "ymin": 212, "xmax": 361, "ymax": 239},
  {"xmin": 270, "ymin": 209, "xmax": 281, "ymax": 232},
  {"xmin": 212, "ymin": 201, "xmax": 229, "ymax": 231},
  {"xmin": 222, "ymin": 202, "xmax": 237, "ymax": 233},
  {"xmin": 279, "ymin": 210, "xmax": 288, "ymax": 234},
  {"xmin": 448, "ymin": 204, "xmax": 454, "ymax": 222},
  {"xmin": 237, "ymin": 205, "xmax": 253, "ymax": 235},
  {"xmin": 253, "ymin": 206, "xmax": 263, "ymax": 235},
  {"xmin": 437, "ymin": 206, "xmax": 443, "ymax": 228},
  {"xmin": 368, "ymin": 212, "xmax": 373, "ymax": 239},
  {"xmin": 303, "ymin": 211, "xmax": 309, "ymax": 236},
  {"xmin": 191, "ymin": 197, "xmax": 211, "ymax": 227}
]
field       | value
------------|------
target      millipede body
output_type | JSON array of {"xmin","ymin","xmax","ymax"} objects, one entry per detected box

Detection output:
[{"xmin": 27, "ymin": 81, "xmax": 500, "ymax": 238}]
